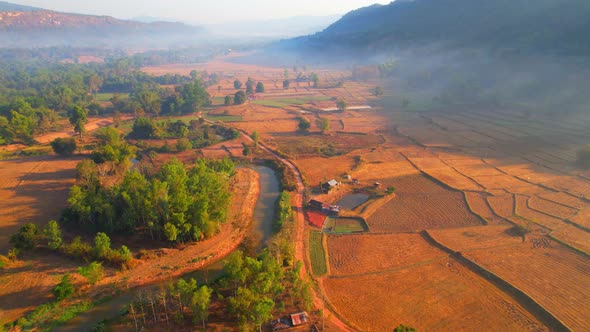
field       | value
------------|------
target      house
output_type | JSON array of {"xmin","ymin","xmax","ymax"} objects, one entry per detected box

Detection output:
[
  {"xmin": 321, "ymin": 179, "xmax": 341, "ymax": 192},
  {"xmin": 308, "ymin": 199, "xmax": 324, "ymax": 210},
  {"xmin": 290, "ymin": 312, "xmax": 309, "ymax": 327}
]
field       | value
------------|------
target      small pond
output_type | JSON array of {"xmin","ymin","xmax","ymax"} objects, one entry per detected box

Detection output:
[{"xmin": 335, "ymin": 193, "xmax": 370, "ymax": 210}]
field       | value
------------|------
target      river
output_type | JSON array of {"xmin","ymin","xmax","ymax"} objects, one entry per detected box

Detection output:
[{"xmin": 55, "ymin": 166, "xmax": 280, "ymax": 332}]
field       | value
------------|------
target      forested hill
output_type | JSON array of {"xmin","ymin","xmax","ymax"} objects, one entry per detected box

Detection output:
[
  {"xmin": 0, "ymin": 2, "xmax": 204, "ymax": 48},
  {"xmin": 288, "ymin": 0, "xmax": 590, "ymax": 56},
  {"xmin": 0, "ymin": 1, "xmax": 41, "ymax": 12}
]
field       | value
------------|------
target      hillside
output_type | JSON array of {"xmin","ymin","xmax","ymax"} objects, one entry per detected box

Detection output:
[
  {"xmin": 0, "ymin": 2, "xmax": 204, "ymax": 48},
  {"xmin": 290, "ymin": 0, "xmax": 590, "ymax": 56},
  {"xmin": 0, "ymin": 1, "xmax": 41, "ymax": 12}
]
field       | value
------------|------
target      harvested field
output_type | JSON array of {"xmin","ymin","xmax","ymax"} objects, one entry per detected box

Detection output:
[
  {"xmin": 427, "ymin": 225, "xmax": 524, "ymax": 252},
  {"xmin": 471, "ymin": 174, "xmax": 532, "ymax": 191},
  {"xmin": 570, "ymin": 208, "xmax": 590, "ymax": 230},
  {"xmin": 454, "ymin": 164, "xmax": 506, "ymax": 177},
  {"xmin": 352, "ymin": 160, "xmax": 420, "ymax": 182},
  {"xmin": 550, "ymin": 226, "xmax": 590, "ymax": 255},
  {"xmin": 268, "ymin": 132, "xmax": 384, "ymax": 159},
  {"xmin": 0, "ymin": 156, "xmax": 81, "ymax": 252},
  {"xmin": 514, "ymin": 195, "xmax": 564, "ymax": 230},
  {"xmin": 326, "ymin": 233, "xmax": 445, "ymax": 276},
  {"xmin": 542, "ymin": 176, "xmax": 590, "ymax": 198},
  {"xmin": 324, "ymin": 259, "xmax": 547, "ymax": 332},
  {"xmin": 538, "ymin": 192, "xmax": 588, "ymax": 210},
  {"xmin": 464, "ymin": 192, "xmax": 507, "ymax": 224},
  {"xmin": 465, "ymin": 241, "xmax": 590, "ymax": 331},
  {"xmin": 528, "ymin": 196, "xmax": 578, "ymax": 220},
  {"xmin": 367, "ymin": 175, "xmax": 481, "ymax": 232},
  {"xmin": 487, "ymin": 194, "xmax": 515, "ymax": 219},
  {"xmin": 309, "ymin": 231, "xmax": 328, "ymax": 276},
  {"xmin": 295, "ymin": 156, "xmax": 355, "ymax": 185}
]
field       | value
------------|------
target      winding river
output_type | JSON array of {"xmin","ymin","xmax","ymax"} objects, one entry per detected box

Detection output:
[{"xmin": 55, "ymin": 166, "xmax": 280, "ymax": 332}]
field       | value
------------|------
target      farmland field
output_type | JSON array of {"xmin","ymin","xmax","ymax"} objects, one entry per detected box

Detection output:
[
  {"xmin": 465, "ymin": 240, "xmax": 590, "ymax": 331},
  {"xmin": 323, "ymin": 259, "xmax": 547, "ymax": 332},
  {"xmin": 309, "ymin": 231, "xmax": 328, "ymax": 276},
  {"xmin": 367, "ymin": 175, "xmax": 482, "ymax": 232},
  {"xmin": 323, "ymin": 217, "xmax": 367, "ymax": 234},
  {"xmin": 326, "ymin": 233, "xmax": 445, "ymax": 276}
]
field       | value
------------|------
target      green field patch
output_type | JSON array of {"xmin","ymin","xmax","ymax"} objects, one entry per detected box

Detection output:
[
  {"xmin": 309, "ymin": 231, "xmax": 328, "ymax": 276},
  {"xmin": 95, "ymin": 93, "xmax": 129, "ymax": 102},
  {"xmin": 205, "ymin": 114, "xmax": 243, "ymax": 122},
  {"xmin": 323, "ymin": 217, "xmax": 368, "ymax": 234},
  {"xmin": 254, "ymin": 95, "xmax": 331, "ymax": 108}
]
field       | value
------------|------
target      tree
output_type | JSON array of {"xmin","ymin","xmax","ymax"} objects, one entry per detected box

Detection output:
[
  {"xmin": 44, "ymin": 220, "xmax": 63, "ymax": 250},
  {"xmin": 393, "ymin": 324, "xmax": 417, "ymax": 332},
  {"xmin": 234, "ymin": 91, "xmax": 247, "ymax": 105},
  {"xmin": 224, "ymin": 95, "xmax": 234, "ymax": 106},
  {"xmin": 78, "ymin": 261, "xmax": 104, "ymax": 285},
  {"xmin": 242, "ymin": 144, "xmax": 251, "ymax": 157},
  {"xmin": 10, "ymin": 223, "xmax": 40, "ymax": 250},
  {"xmin": 336, "ymin": 99, "xmax": 348, "ymax": 112},
  {"xmin": 310, "ymin": 73, "xmax": 320, "ymax": 88},
  {"xmin": 246, "ymin": 77, "xmax": 256, "ymax": 94},
  {"xmin": 234, "ymin": 80, "xmax": 243, "ymax": 90},
  {"xmin": 252, "ymin": 297, "xmax": 274, "ymax": 331},
  {"xmin": 94, "ymin": 232, "xmax": 111, "ymax": 258},
  {"xmin": 51, "ymin": 137, "xmax": 77, "ymax": 156},
  {"xmin": 283, "ymin": 79, "xmax": 290, "ymax": 89},
  {"xmin": 52, "ymin": 274, "xmax": 75, "ymax": 301},
  {"xmin": 69, "ymin": 106, "xmax": 88, "ymax": 138},
  {"xmin": 176, "ymin": 138, "xmax": 192, "ymax": 152},
  {"xmin": 164, "ymin": 223, "xmax": 179, "ymax": 242},
  {"xmin": 255, "ymin": 82, "xmax": 265, "ymax": 93},
  {"xmin": 250, "ymin": 131, "xmax": 259, "ymax": 148},
  {"xmin": 191, "ymin": 285, "xmax": 212, "ymax": 328},
  {"xmin": 374, "ymin": 86, "xmax": 384, "ymax": 96},
  {"xmin": 298, "ymin": 118, "xmax": 311, "ymax": 132},
  {"xmin": 316, "ymin": 118, "xmax": 330, "ymax": 133}
]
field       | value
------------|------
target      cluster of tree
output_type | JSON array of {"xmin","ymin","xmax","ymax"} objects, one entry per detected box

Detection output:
[
  {"xmin": 224, "ymin": 250, "xmax": 313, "ymax": 331},
  {"xmin": 225, "ymin": 78, "xmax": 266, "ymax": 106},
  {"xmin": 63, "ymin": 157, "xmax": 233, "ymax": 242},
  {"xmin": 128, "ymin": 278, "xmax": 212, "ymax": 329},
  {"xmin": 130, "ymin": 117, "xmax": 239, "ymax": 150},
  {"xmin": 298, "ymin": 117, "xmax": 311, "ymax": 132},
  {"xmin": 90, "ymin": 127, "xmax": 137, "ymax": 174},
  {"xmin": 0, "ymin": 99, "xmax": 59, "ymax": 145},
  {"xmin": 274, "ymin": 192, "xmax": 292, "ymax": 232},
  {"xmin": 9, "ymin": 220, "xmax": 132, "ymax": 267}
]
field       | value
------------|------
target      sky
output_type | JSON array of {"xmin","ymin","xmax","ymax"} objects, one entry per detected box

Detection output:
[{"xmin": 9, "ymin": 0, "xmax": 392, "ymax": 24}]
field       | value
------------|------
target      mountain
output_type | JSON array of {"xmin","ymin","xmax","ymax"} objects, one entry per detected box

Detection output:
[
  {"xmin": 0, "ymin": 1, "xmax": 41, "ymax": 12},
  {"xmin": 0, "ymin": 2, "xmax": 205, "ymax": 48},
  {"xmin": 288, "ymin": 0, "xmax": 590, "ymax": 56}
]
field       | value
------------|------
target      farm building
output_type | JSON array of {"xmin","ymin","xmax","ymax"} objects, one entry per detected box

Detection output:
[
  {"xmin": 309, "ymin": 199, "xmax": 324, "ymax": 210},
  {"xmin": 290, "ymin": 312, "xmax": 309, "ymax": 326},
  {"xmin": 322, "ymin": 179, "xmax": 341, "ymax": 192}
]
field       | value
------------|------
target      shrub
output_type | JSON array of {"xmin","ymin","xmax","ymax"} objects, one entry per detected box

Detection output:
[
  {"xmin": 78, "ymin": 262, "xmax": 104, "ymax": 285},
  {"xmin": 119, "ymin": 245, "xmax": 132, "ymax": 262},
  {"xmin": 176, "ymin": 138, "xmax": 192, "ymax": 152},
  {"xmin": 61, "ymin": 236, "xmax": 93, "ymax": 259},
  {"xmin": 51, "ymin": 137, "xmax": 77, "ymax": 156},
  {"xmin": 52, "ymin": 274, "xmax": 75, "ymax": 301},
  {"xmin": 44, "ymin": 220, "xmax": 63, "ymax": 250},
  {"xmin": 10, "ymin": 223, "xmax": 40, "ymax": 250},
  {"xmin": 94, "ymin": 232, "xmax": 111, "ymax": 258}
]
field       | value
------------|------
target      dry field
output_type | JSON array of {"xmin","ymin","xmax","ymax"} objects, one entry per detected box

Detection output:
[
  {"xmin": 0, "ymin": 156, "xmax": 82, "ymax": 323},
  {"xmin": 323, "ymin": 259, "xmax": 547, "ymax": 332},
  {"xmin": 514, "ymin": 195, "xmax": 564, "ymax": 230},
  {"xmin": 326, "ymin": 233, "xmax": 446, "ymax": 276},
  {"xmin": 294, "ymin": 155, "xmax": 356, "ymax": 185},
  {"xmin": 427, "ymin": 225, "xmax": 524, "ymax": 252},
  {"xmin": 0, "ymin": 156, "xmax": 81, "ymax": 252},
  {"xmin": 465, "ymin": 240, "xmax": 590, "ymax": 331},
  {"xmin": 367, "ymin": 174, "xmax": 482, "ymax": 232},
  {"xmin": 464, "ymin": 192, "xmax": 508, "ymax": 225},
  {"xmin": 487, "ymin": 194, "xmax": 515, "ymax": 219}
]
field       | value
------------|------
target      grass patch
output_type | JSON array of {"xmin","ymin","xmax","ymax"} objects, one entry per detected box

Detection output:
[
  {"xmin": 0, "ymin": 145, "xmax": 53, "ymax": 160},
  {"xmin": 309, "ymin": 231, "xmax": 328, "ymax": 276},
  {"xmin": 205, "ymin": 114, "xmax": 243, "ymax": 122},
  {"xmin": 8, "ymin": 300, "xmax": 94, "ymax": 332},
  {"xmin": 95, "ymin": 93, "xmax": 129, "ymax": 102},
  {"xmin": 254, "ymin": 96, "xmax": 331, "ymax": 108},
  {"xmin": 323, "ymin": 217, "xmax": 368, "ymax": 234}
]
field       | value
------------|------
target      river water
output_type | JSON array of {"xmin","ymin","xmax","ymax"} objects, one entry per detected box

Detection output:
[{"xmin": 55, "ymin": 166, "xmax": 280, "ymax": 331}]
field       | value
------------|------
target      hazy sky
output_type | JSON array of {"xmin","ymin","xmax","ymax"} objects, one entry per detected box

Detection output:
[{"xmin": 9, "ymin": 0, "xmax": 392, "ymax": 24}]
